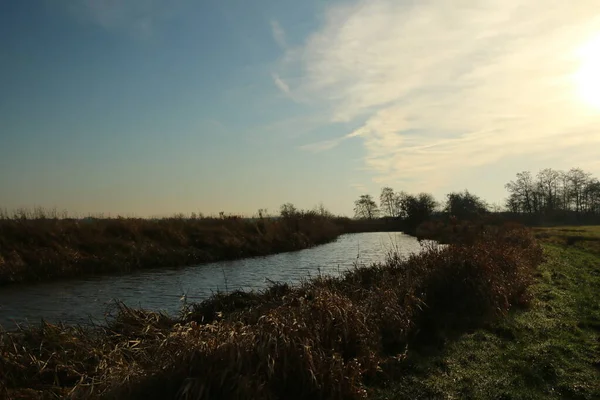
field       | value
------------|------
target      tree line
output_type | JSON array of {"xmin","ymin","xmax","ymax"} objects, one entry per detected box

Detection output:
[
  {"xmin": 505, "ymin": 168, "xmax": 600, "ymax": 217},
  {"xmin": 353, "ymin": 167, "xmax": 600, "ymax": 226}
]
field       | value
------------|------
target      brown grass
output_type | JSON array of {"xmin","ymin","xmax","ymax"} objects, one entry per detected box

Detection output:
[
  {"xmin": 0, "ymin": 212, "xmax": 351, "ymax": 285},
  {"xmin": 0, "ymin": 224, "xmax": 543, "ymax": 399}
]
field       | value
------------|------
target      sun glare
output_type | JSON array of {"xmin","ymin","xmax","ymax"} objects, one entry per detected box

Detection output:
[{"xmin": 574, "ymin": 33, "xmax": 600, "ymax": 110}]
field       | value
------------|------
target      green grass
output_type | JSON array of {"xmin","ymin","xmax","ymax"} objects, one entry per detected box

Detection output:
[{"xmin": 371, "ymin": 242, "xmax": 600, "ymax": 399}]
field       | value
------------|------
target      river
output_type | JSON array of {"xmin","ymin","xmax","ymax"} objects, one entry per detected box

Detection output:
[{"xmin": 0, "ymin": 232, "xmax": 423, "ymax": 328}]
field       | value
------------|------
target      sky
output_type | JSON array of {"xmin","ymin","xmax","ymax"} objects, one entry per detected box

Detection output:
[{"xmin": 1, "ymin": 0, "xmax": 600, "ymax": 217}]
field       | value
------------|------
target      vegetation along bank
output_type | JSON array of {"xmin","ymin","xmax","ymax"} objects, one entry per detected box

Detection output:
[{"xmin": 3, "ymin": 223, "xmax": 582, "ymax": 399}]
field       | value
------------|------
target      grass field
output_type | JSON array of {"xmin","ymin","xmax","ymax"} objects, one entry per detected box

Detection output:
[{"xmin": 372, "ymin": 226, "xmax": 600, "ymax": 399}]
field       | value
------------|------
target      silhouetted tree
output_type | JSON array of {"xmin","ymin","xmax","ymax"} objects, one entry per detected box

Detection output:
[
  {"xmin": 505, "ymin": 171, "xmax": 535, "ymax": 213},
  {"xmin": 280, "ymin": 203, "xmax": 298, "ymax": 218},
  {"xmin": 504, "ymin": 167, "xmax": 600, "ymax": 222},
  {"xmin": 566, "ymin": 168, "xmax": 592, "ymax": 214},
  {"xmin": 536, "ymin": 168, "xmax": 560, "ymax": 213},
  {"xmin": 380, "ymin": 187, "xmax": 397, "ymax": 217},
  {"xmin": 399, "ymin": 192, "xmax": 437, "ymax": 232},
  {"xmin": 354, "ymin": 195, "xmax": 379, "ymax": 219},
  {"xmin": 444, "ymin": 190, "xmax": 488, "ymax": 220}
]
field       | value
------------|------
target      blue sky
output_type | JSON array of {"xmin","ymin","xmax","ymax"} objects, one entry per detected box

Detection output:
[{"xmin": 1, "ymin": 0, "xmax": 600, "ymax": 217}]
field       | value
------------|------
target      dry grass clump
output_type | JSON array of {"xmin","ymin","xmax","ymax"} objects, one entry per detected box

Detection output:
[{"xmin": 0, "ymin": 224, "xmax": 543, "ymax": 399}]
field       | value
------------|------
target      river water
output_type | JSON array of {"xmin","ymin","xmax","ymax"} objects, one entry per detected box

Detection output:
[{"xmin": 0, "ymin": 232, "xmax": 423, "ymax": 328}]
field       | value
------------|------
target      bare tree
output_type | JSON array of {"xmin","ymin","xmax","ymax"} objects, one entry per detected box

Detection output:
[
  {"xmin": 504, "ymin": 167, "xmax": 600, "ymax": 220},
  {"xmin": 354, "ymin": 195, "xmax": 379, "ymax": 219},
  {"xmin": 585, "ymin": 179, "xmax": 600, "ymax": 214},
  {"xmin": 380, "ymin": 187, "xmax": 397, "ymax": 217},
  {"xmin": 536, "ymin": 168, "xmax": 560, "ymax": 213},
  {"xmin": 505, "ymin": 171, "xmax": 535, "ymax": 213},
  {"xmin": 567, "ymin": 168, "xmax": 591, "ymax": 214}
]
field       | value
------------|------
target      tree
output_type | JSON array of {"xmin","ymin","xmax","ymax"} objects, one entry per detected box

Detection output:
[
  {"xmin": 444, "ymin": 190, "xmax": 488, "ymax": 220},
  {"xmin": 505, "ymin": 171, "xmax": 535, "ymax": 213},
  {"xmin": 354, "ymin": 194, "xmax": 379, "ymax": 219},
  {"xmin": 379, "ymin": 187, "xmax": 397, "ymax": 217},
  {"xmin": 536, "ymin": 168, "xmax": 560, "ymax": 213},
  {"xmin": 393, "ymin": 191, "xmax": 409, "ymax": 218},
  {"xmin": 398, "ymin": 192, "xmax": 437, "ymax": 231},
  {"xmin": 566, "ymin": 168, "xmax": 591, "ymax": 214},
  {"xmin": 504, "ymin": 167, "xmax": 600, "ymax": 221},
  {"xmin": 585, "ymin": 179, "xmax": 600, "ymax": 214},
  {"xmin": 416, "ymin": 193, "xmax": 438, "ymax": 220},
  {"xmin": 280, "ymin": 203, "xmax": 298, "ymax": 218},
  {"xmin": 505, "ymin": 194, "xmax": 520, "ymax": 213}
]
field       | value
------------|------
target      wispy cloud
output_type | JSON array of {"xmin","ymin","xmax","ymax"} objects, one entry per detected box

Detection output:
[
  {"xmin": 270, "ymin": 20, "xmax": 287, "ymax": 49},
  {"xmin": 300, "ymin": 137, "xmax": 348, "ymax": 153},
  {"xmin": 272, "ymin": 73, "xmax": 291, "ymax": 95},
  {"xmin": 276, "ymin": 0, "xmax": 600, "ymax": 192}
]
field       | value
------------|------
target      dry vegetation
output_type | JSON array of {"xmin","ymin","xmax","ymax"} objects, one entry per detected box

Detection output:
[
  {"xmin": 0, "ymin": 224, "xmax": 543, "ymax": 399},
  {"xmin": 0, "ymin": 208, "xmax": 356, "ymax": 285}
]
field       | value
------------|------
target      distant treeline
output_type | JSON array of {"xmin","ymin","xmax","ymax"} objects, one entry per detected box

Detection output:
[
  {"xmin": 353, "ymin": 167, "xmax": 600, "ymax": 231},
  {"xmin": 504, "ymin": 168, "xmax": 600, "ymax": 224}
]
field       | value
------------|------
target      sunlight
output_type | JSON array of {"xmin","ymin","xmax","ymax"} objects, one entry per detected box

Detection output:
[{"xmin": 574, "ymin": 33, "xmax": 600, "ymax": 110}]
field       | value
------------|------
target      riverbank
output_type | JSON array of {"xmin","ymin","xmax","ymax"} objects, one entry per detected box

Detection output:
[
  {"xmin": 0, "ymin": 224, "xmax": 544, "ymax": 399},
  {"xmin": 0, "ymin": 232, "xmax": 420, "ymax": 327},
  {"xmin": 372, "ymin": 225, "xmax": 600, "ymax": 399},
  {"xmin": 0, "ymin": 212, "xmax": 398, "ymax": 286}
]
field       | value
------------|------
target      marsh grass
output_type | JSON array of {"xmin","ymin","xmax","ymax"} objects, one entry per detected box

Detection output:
[
  {"xmin": 0, "ymin": 209, "xmax": 352, "ymax": 285},
  {"xmin": 0, "ymin": 224, "xmax": 543, "ymax": 399}
]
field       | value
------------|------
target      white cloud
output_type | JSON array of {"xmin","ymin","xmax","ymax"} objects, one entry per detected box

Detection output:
[
  {"xmin": 276, "ymin": 0, "xmax": 600, "ymax": 194},
  {"xmin": 270, "ymin": 20, "xmax": 287, "ymax": 48}
]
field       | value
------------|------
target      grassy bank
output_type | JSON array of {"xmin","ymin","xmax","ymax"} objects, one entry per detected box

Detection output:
[
  {"xmin": 372, "ymin": 226, "xmax": 600, "ymax": 399},
  {"xmin": 0, "ymin": 212, "xmax": 358, "ymax": 286},
  {"xmin": 0, "ymin": 224, "xmax": 543, "ymax": 399}
]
